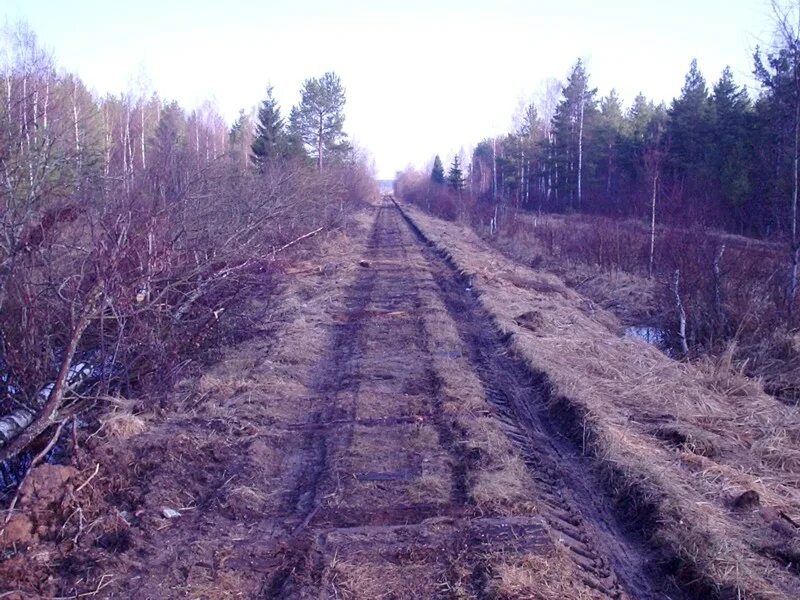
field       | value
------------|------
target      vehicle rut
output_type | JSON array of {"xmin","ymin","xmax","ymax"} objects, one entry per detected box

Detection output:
[
  {"xmin": 398, "ymin": 205, "xmax": 676, "ymax": 600},
  {"xmin": 262, "ymin": 203, "xmax": 681, "ymax": 599}
]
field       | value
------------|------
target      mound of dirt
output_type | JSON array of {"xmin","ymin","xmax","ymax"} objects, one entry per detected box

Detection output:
[{"xmin": 1, "ymin": 464, "xmax": 78, "ymax": 550}]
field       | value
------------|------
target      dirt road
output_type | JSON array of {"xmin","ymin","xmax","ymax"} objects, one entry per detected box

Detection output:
[
  {"xmin": 259, "ymin": 202, "xmax": 677, "ymax": 599},
  {"xmin": 2, "ymin": 202, "xmax": 689, "ymax": 599}
]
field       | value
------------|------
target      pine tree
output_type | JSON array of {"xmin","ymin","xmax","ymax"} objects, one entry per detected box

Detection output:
[
  {"xmin": 598, "ymin": 90, "xmax": 624, "ymax": 201},
  {"xmin": 618, "ymin": 94, "xmax": 667, "ymax": 210},
  {"xmin": 431, "ymin": 155, "xmax": 445, "ymax": 185},
  {"xmin": 251, "ymin": 86, "xmax": 285, "ymax": 167},
  {"xmin": 289, "ymin": 72, "xmax": 348, "ymax": 170},
  {"xmin": 711, "ymin": 67, "xmax": 753, "ymax": 221},
  {"xmin": 471, "ymin": 141, "xmax": 494, "ymax": 198},
  {"xmin": 551, "ymin": 60, "xmax": 598, "ymax": 209},
  {"xmin": 667, "ymin": 59, "xmax": 714, "ymax": 201},
  {"xmin": 447, "ymin": 156, "xmax": 465, "ymax": 192},
  {"xmin": 755, "ymin": 17, "xmax": 800, "ymax": 307},
  {"xmin": 516, "ymin": 103, "xmax": 541, "ymax": 207},
  {"xmin": 152, "ymin": 102, "xmax": 187, "ymax": 203},
  {"xmin": 229, "ymin": 109, "xmax": 246, "ymax": 146}
]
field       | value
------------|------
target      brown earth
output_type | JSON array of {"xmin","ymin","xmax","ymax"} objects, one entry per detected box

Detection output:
[{"xmin": 1, "ymin": 199, "xmax": 798, "ymax": 599}]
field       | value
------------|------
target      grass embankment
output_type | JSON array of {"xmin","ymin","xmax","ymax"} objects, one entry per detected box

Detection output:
[
  {"xmin": 399, "ymin": 199, "xmax": 800, "ymax": 600},
  {"xmin": 493, "ymin": 211, "xmax": 800, "ymax": 405}
]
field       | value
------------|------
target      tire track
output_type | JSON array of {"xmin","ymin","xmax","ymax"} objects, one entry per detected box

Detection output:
[
  {"xmin": 394, "ymin": 200, "xmax": 683, "ymax": 600},
  {"xmin": 264, "ymin": 203, "xmax": 681, "ymax": 599},
  {"xmin": 260, "ymin": 219, "xmax": 379, "ymax": 597}
]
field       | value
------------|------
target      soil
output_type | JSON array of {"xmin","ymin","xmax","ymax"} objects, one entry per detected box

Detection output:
[{"xmin": 2, "ymin": 200, "xmax": 796, "ymax": 599}]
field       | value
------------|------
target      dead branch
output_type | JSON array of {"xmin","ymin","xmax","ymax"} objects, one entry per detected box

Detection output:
[
  {"xmin": 272, "ymin": 226, "xmax": 324, "ymax": 258},
  {"xmin": 74, "ymin": 463, "xmax": 100, "ymax": 494}
]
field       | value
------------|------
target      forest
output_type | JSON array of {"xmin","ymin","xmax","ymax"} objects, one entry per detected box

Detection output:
[
  {"xmin": 0, "ymin": 22, "xmax": 373, "ymax": 465},
  {"xmin": 427, "ymin": 54, "xmax": 792, "ymax": 238},
  {"xmin": 396, "ymin": 8, "xmax": 800, "ymax": 404}
]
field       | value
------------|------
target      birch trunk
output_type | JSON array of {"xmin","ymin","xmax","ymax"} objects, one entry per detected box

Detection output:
[
  {"xmin": 673, "ymin": 270, "xmax": 690, "ymax": 356},
  {"xmin": 577, "ymin": 90, "xmax": 585, "ymax": 209},
  {"xmin": 546, "ymin": 134, "xmax": 553, "ymax": 203},
  {"xmin": 4, "ymin": 68, "xmax": 11, "ymax": 127},
  {"xmin": 141, "ymin": 103, "xmax": 146, "ymax": 170},
  {"xmin": 123, "ymin": 108, "xmax": 132, "ymax": 194},
  {"xmin": 23, "ymin": 76, "xmax": 33, "ymax": 188},
  {"xmin": 317, "ymin": 114, "xmax": 323, "ymax": 171},
  {"xmin": 0, "ymin": 287, "xmax": 102, "ymax": 461},
  {"xmin": 32, "ymin": 85, "xmax": 38, "ymax": 146},
  {"xmin": 713, "ymin": 244, "xmax": 726, "ymax": 329},
  {"xmin": 103, "ymin": 106, "xmax": 110, "ymax": 177},
  {"xmin": 121, "ymin": 127, "xmax": 127, "ymax": 180},
  {"xmin": 73, "ymin": 80, "xmax": 81, "ymax": 174},
  {"xmin": 649, "ymin": 173, "xmax": 658, "ymax": 278},
  {"xmin": 791, "ymin": 55, "xmax": 800, "ymax": 314},
  {"xmin": 42, "ymin": 78, "xmax": 48, "ymax": 135},
  {"xmin": 492, "ymin": 137, "xmax": 497, "ymax": 202}
]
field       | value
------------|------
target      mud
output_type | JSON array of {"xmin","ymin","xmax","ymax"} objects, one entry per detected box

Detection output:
[{"xmin": 1, "ymin": 204, "xmax": 688, "ymax": 599}]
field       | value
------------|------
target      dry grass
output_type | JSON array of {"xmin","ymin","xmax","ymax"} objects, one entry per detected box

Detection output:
[
  {"xmin": 496, "ymin": 226, "xmax": 660, "ymax": 326},
  {"xmin": 328, "ymin": 560, "xmax": 443, "ymax": 600},
  {"xmin": 489, "ymin": 550, "xmax": 611, "ymax": 600},
  {"xmin": 471, "ymin": 453, "xmax": 537, "ymax": 515},
  {"xmin": 462, "ymin": 417, "xmax": 537, "ymax": 514},
  {"xmin": 406, "ymin": 469, "xmax": 453, "ymax": 504},
  {"xmin": 100, "ymin": 412, "xmax": 147, "ymax": 440},
  {"xmin": 401, "ymin": 200, "xmax": 800, "ymax": 599}
]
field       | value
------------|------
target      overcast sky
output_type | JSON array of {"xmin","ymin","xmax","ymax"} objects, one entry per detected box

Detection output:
[{"xmin": 1, "ymin": 0, "xmax": 779, "ymax": 179}]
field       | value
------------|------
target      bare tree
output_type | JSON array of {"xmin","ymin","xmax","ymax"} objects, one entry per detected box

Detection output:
[
  {"xmin": 644, "ymin": 118, "xmax": 666, "ymax": 278},
  {"xmin": 0, "ymin": 34, "xmax": 375, "ymax": 463}
]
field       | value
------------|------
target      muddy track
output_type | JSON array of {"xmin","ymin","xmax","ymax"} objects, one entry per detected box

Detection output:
[
  {"xmin": 397, "ymin": 204, "xmax": 680, "ymax": 599},
  {"xmin": 262, "ymin": 204, "xmax": 681, "ymax": 599}
]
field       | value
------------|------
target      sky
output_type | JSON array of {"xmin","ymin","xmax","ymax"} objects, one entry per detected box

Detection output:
[{"xmin": 0, "ymin": 0, "xmax": 780, "ymax": 179}]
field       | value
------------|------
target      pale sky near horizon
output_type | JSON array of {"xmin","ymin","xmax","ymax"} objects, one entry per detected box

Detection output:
[{"xmin": 0, "ymin": 1, "xmax": 779, "ymax": 179}]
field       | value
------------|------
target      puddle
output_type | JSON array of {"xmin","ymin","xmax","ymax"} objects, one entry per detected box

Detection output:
[
  {"xmin": 0, "ymin": 353, "xmax": 98, "ymax": 496},
  {"xmin": 625, "ymin": 326, "xmax": 669, "ymax": 352},
  {"xmin": 0, "ymin": 425, "xmax": 72, "ymax": 494}
]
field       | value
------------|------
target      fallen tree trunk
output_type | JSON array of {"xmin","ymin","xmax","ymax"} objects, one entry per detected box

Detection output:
[
  {"xmin": 0, "ymin": 362, "xmax": 93, "ymax": 451},
  {"xmin": 0, "ymin": 287, "xmax": 102, "ymax": 463},
  {"xmin": 0, "ymin": 407, "xmax": 38, "ymax": 448}
]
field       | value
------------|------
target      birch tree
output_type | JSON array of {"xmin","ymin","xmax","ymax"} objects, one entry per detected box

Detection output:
[
  {"xmin": 755, "ymin": 0, "xmax": 800, "ymax": 313},
  {"xmin": 552, "ymin": 60, "xmax": 597, "ymax": 210}
]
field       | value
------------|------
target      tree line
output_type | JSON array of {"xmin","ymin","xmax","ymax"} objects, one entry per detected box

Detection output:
[
  {"xmin": 424, "ymin": 13, "xmax": 800, "ymax": 244},
  {"xmin": 243, "ymin": 72, "xmax": 349, "ymax": 171},
  {"xmin": 398, "ymin": 5, "xmax": 800, "ymax": 369}
]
